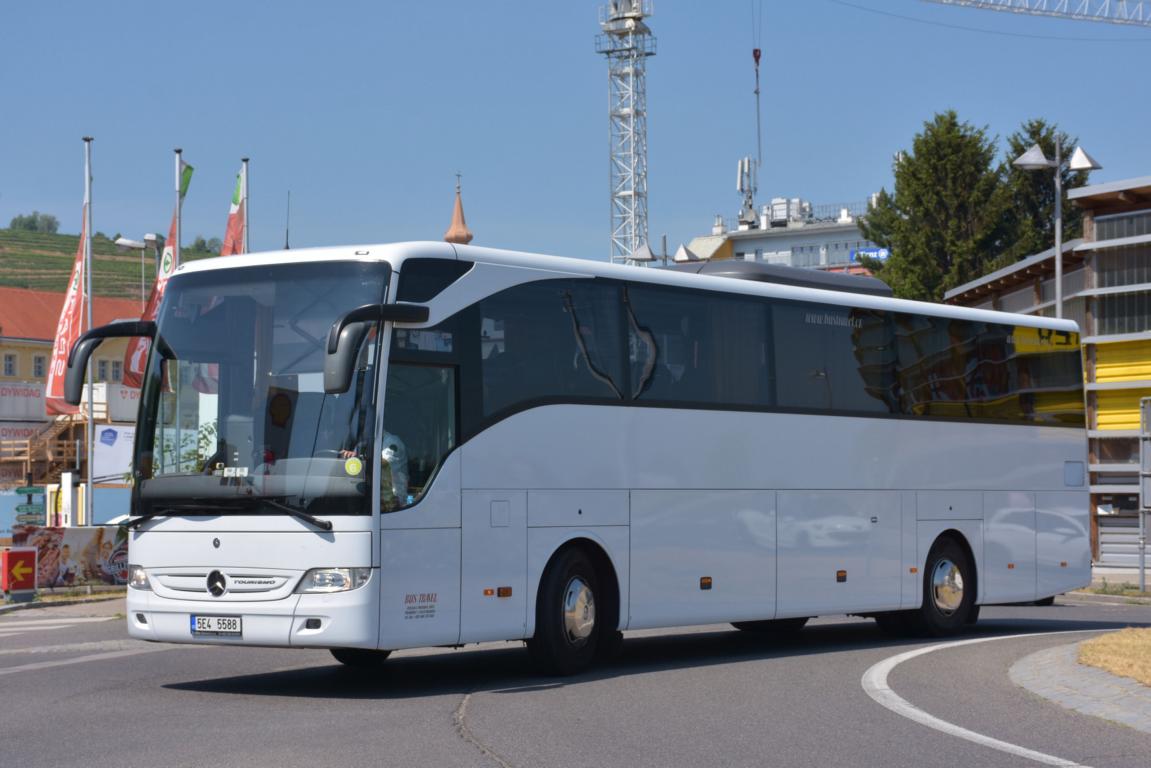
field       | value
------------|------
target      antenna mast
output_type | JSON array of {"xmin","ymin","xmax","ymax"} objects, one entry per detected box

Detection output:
[
  {"xmin": 739, "ymin": 1, "xmax": 764, "ymax": 229},
  {"xmin": 596, "ymin": 1, "xmax": 657, "ymax": 266},
  {"xmin": 284, "ymin": 190, "xmax": 291, "ymax": 250}
]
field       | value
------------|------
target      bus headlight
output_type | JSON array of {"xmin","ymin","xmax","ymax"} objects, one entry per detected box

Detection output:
[
  {"xmin": 128, "ymin": 564, "xmax": 151, "ymax": 591},
  {"xmin": 295, "ymin": 568, "xmax": 372, "ymax": 594}
]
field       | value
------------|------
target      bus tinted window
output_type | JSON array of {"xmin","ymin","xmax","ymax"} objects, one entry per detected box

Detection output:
[
  {"xmin": 423, "ymin": 276, "xmax": 1083, "ymax": 434},
  {"xmin": 397, "ymin": 259, "xmax": 473, "ymax": 302},
  {"xmin": 480, "ymin": 280, "xmax": 624, "ymax": 419},
  {"xmin": 772, "ymin": 302, "xmax": 896, "ymax": 414},
  {"xmin": 627, "ymin": 285, "xmax": 773, "ymax": 408}
]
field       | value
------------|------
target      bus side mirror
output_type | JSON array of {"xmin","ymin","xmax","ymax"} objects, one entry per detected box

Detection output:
[
  {"xmin": 65, "ymin": 321, "xmax": 157, "ymax": 405},
  {"xmin": 324, "ymin": 303, "xmax": 429, "ymax": 394}
]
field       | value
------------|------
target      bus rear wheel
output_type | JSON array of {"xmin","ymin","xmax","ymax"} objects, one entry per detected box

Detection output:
[
  {"xmin": 330, "ymin": 648, "xmax": 391, "ymax": 668},
  {"xmin": 919, "ymin": 537, "xmax": 975, "ymax": 636},
  {"xmin": 527, "ymin": 548, "xmax": 601, "ymax": 676},
  {"xmin": 874, "ymin": 537, "xmax": 976, "ymax": 637}
]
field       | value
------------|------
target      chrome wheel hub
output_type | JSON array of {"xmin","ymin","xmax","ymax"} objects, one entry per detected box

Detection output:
[
  {"xmin": 931, "ymin": 558, "xmax": 964, "ymax": 614},
  {"xmin": 563, "ymin": 576, "xmax": 596, "ymax": 646}
]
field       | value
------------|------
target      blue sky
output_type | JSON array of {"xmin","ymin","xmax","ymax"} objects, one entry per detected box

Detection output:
[{"xmin": 1, "ymin": 0, "xmax": 1148, "ymax": 262}]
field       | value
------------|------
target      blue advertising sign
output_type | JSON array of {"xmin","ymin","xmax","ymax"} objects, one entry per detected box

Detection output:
[{"xmin": 852, "ymin": 247, "xmax": 890, "ymax": 262}]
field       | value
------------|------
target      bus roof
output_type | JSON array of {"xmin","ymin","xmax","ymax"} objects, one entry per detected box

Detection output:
[{"xmin": 174, "ymin": 240, "xmax": 1081, "ymax": 335}]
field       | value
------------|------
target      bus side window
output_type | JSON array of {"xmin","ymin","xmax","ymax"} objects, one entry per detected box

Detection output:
[{"xmin": 479, "ymin": 280, "xmax": 624, "ymax": 420}]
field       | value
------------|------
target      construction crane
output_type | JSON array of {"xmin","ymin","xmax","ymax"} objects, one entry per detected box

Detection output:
[{"xmin": 922, "ymin": 0, "xmax": 1151, "ymax": 27}]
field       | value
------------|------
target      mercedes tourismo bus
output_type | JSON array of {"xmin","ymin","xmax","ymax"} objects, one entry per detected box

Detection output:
[{"xmin": 65, "ymin": 241, "xmax": 1090, "ymax": 674}]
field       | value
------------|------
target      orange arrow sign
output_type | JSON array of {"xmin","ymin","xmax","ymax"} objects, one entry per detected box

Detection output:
[
  {"xmin": 10, "ymin": 560, "xmax": 34, "ymax": 584},
  {"xmin": 2, "ymin": 550, "xmax": 37, "ymax": 591}
]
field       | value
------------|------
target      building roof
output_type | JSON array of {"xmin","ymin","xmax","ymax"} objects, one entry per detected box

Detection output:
[
  {"xmin": 1068, "ymin": 175, "xmax": 1151, "ymax": 215},
  {"xmin": 683, "ymin": 235, "xmax": 730, "ymax": 261},
  {"xmin": 0, "ymin": 286, "xmax": 141, "ymax": 342},
  {"xmin": 943, "ymin": 239, "xmax": 1084, "ymax": 305}
]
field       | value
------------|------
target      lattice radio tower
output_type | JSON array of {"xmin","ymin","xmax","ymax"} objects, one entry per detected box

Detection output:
[{"xmin": 596, "ymin": 1, "xmax": 657, "ymax": 266}]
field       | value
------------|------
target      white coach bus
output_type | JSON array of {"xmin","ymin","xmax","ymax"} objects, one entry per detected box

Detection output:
[{"xmin": 65, "ymin": 241, "xmax": 1089, "ymax": 674}]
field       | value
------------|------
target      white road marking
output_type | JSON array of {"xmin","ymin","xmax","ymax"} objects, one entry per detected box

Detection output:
[
  {"xmin": 0, "ymin": 644, "xmax": 190, "ymax": 676},
  {"xmin": 0, "ymin": 617, "xmax": 114, "ymax": 627},
  {"xmin": 0, "ymin": 628, "xmax": 67, "ymax": 637},
  {"xmin": 0, "ymin": 616, "xmax": 116, "ymax": 638},
  {"xmin": 862, "ymin": 631, "xmax": 1107, "ymax": 768}
]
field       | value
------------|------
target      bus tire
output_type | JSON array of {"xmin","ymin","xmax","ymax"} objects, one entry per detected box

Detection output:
[
  {"xmin": 330, "ymin": 648, "xmax": 391, "ymax": 668},
  {"xmin": 731, "ymin": 617, "xmax": 808, "ymax": 634},
  {"xmin": 527, "ymin": 548, "xmax": 601, "ymax": 676},
  {"xmin": 917, "ymin": 537, "xmax": 975, "ymax": 636}
]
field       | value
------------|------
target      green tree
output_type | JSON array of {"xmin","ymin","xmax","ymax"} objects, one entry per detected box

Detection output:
[
  {"xmin": 859, "ymin": 111, "xmax": 1006, "ymax": 301},
  {"xmin": 8, "ymin": 210, "xmax": 59, "ymax": 233},
  {"xmin": 190, "ymin": 235, "xmax": 208, "ymax": 252},
  {"xmin": 994, "ymin": 118, "xmax": 1090, "ymax": 268},
  {"xmin": 37, "ymin": 212, "xmax": 59, "ymax": 233}
]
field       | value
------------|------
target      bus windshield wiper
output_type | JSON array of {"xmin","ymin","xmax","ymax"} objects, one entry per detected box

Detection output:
[
  {"xmin": 259, "ymin": 498, "xmax": 333, "ymax": 531},
  {"xmin": 125, "ymin": 504, "xmax": 242, "ymax": 529},
  {"xmin": 130, "ymin": 499, "xmax": 332, "ymax": 531}
]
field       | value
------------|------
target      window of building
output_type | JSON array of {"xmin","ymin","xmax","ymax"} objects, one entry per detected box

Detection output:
[
  {"xmin": 3, "ymin": 354, "xmax": 15, "ymax": 377},
  {"xmin": 33, "ymin": 355, "xmax": 46, "ymax": 378},
  {"xmin": 97, "ymin": 359, "xmax": 108, "ymax": 382},
  {"xmin": 112, "ymin": 360, "xmax": 123, "ymax": 382}
]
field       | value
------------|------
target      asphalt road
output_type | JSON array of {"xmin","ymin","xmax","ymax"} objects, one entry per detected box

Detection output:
[{"xmin": 2, "ymin": 598, "xmax": 1149, "ymax": 768}]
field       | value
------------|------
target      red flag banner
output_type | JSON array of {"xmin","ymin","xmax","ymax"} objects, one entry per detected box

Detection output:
[
  {"xmin": 122, "ymin": 159, "xmax": 192, "ymax": 388},
  {"xmin": 45, "ymin": 207, "xmax": 87, "ymax": 415},
  {"xmin": 220, "ymin": 163, "xmax": 246, "ymax": 256}
]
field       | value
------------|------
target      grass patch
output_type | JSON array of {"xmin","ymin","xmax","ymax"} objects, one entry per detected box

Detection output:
[
  {"xmin": 1086, "ymin": 579, "xmax": 1151, "ymax": 598},
  {"xmin": 1079, "ymin": 628, "xmax": 1151, "ymax": 687},
  {"xmin": 33, "ymin": 587, "xmax": 126, "ymax": 603}
]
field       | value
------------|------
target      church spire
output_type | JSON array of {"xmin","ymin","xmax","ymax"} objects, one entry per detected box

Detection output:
[{"xmin": 443, "ymin": 172, "xmax": 474, "ymax": 245}]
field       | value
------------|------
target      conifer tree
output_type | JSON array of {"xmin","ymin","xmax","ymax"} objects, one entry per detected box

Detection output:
[{"xmin": 859, "ymin": 111, "xmax": 1006, "ymax": 301}]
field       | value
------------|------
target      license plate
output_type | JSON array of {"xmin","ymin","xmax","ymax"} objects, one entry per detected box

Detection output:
[{"xmin": 191, "ymin": 615, "xmax": 242, "ymax": 635}]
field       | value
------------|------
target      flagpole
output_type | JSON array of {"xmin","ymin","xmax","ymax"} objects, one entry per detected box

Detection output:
[
  {"xmin": 83, "ymin": 136, "xmax": 94, "ymax": 526},
  {"xmin": 174, "ymin": 148, "xmax": 183, "ymax": 267},
  {"xmin": 241, "ymin": 157, "xmax": 250, "ymax": 254}
]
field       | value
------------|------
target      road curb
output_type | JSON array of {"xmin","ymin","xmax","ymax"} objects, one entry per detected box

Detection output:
[
  {"xmin": 1062, "ymin": 591, "xmax": 1151, "ymax": 607},
  {"xmin": 0, "ymin": 594, "xmax": 125, "ymax": 616},
  {"xmin": 1010, "ymin": 640, "xmax": 1151, "ymax": 735}
]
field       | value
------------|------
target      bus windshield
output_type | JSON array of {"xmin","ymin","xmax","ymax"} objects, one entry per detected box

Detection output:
[{"xmin": 134, "ymin": 261, "xmax": 389, "ymax": 517}]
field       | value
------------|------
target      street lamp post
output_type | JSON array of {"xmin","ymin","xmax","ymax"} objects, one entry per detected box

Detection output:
[
  {"xmin": 114, "ymin": 236, "xmax": 147, "ymax": 311},
  {"xmin": 115, "ymin": 233, "xmax": 162, "ymax": 311},
  {"xmin": 1012, "ymin": 142, "xmax": 1101, "ymax": 319}
]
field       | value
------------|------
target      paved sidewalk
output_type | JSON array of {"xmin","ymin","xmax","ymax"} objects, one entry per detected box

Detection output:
[{"xmin": 1010, "ymin": 641, "xmax": 1151, "ymax": 735}]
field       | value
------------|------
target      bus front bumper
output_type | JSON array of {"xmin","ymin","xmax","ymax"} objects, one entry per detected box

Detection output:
[{"xmin": 125, "ymin": 586, "xmax": 380, "ymax": 649}]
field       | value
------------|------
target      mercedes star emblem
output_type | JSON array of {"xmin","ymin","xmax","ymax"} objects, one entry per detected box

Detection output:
[{"xmin": 207, "ymin": 570, "xmax": 227, "ymax": 597}]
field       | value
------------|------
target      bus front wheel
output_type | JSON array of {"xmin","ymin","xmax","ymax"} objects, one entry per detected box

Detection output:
[
  {"xmin": 330, "ymin": 648, "xmax": 391, "ymax": 668},
  {"xmin": 527, "ymin": 548, "xmax": 601, "ymax": 676}
]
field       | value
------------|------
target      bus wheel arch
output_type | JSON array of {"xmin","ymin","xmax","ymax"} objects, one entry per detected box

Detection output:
[
  {"xmin": 920, "ymin": 530, "xmax": 978, "ymax": 635},
  {"xmin": 527, "ymin": 538, "xmax": 621, "ymax": 675},
  {"xmin": 875, "ymin": 529, "xmax": 979, "ymax": 638}
]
